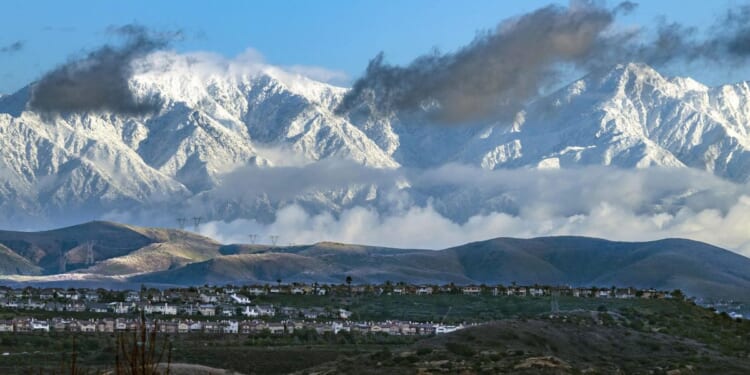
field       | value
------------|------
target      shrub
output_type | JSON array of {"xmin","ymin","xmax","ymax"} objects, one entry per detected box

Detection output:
[{"xmin": 445, "ymin": 342, "xmax": 475, "ymax": 357}]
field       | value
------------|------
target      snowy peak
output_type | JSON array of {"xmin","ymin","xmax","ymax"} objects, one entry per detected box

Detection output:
[{"xmin": 2, "ymin": 57, "xmax": 750, "ymax": 227}]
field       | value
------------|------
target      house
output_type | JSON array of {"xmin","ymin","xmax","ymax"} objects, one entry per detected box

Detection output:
[
  {"xmin": 280, "ymin": 307, "xmax": 300, "ymax": 318},
  {"xmin": 79, "ymin": 321, "xmax": 96, "ymax": 333},
  {"xmin": 125, "ymin": 291, "xmax": 141, "ymax": 302},
  {"xmin": 143, "ymin": 303, "xmax": 177, "ymax": 315},
  {"xmin": 88, "ymin": 303, "xmax": 109, "ymax": 313},
  {"xmin": 203, "ymin": 322, "xmax": 222, "ymax": 334},
  {"xmin": 115, "ymin": 320, "xmax": 128, "ymax": 331},
  {"xmin": 256, "ymin": 305, "xmax": 275, "ymax": 317},
  {"xmin": 189, "ymin": 322, "xmax": 203, "ymax": 332},
  {"xmin": 332, "ymin": 322, "xmax": 345, "ymax": 334},
  {"xmin": 435, "ymin": 324, "xmax": 462, "ymax": 334},
  {"xmin": 267, "ymin": 322, "xmax": 286, "ymax": 335},
  {"xmin": 416, "ymin": 287, "xmax": 433, "ymax": 295},
  {"xmin": 30, "ymin": 319, "xmax": 49, "ymax": 332},
  {"xmin": 219, "ymin": 305, "xmax": 236, "ymax": 317},
  {"xmin": 178, "ymin": 322, "xmax": 189, "ymax": 334},
  {"xmin": 0, "ymin": 320, "xmax": 13, "ymax": 332},
  {"xmin": 39, "ymin": 289, "xmax": 56, "ymax": 300},
  {"xmin": 198, "ymin": 304, "xmax": 216, "ymax": 316},
  {"xmin": 615, "ymin": 288, "xmax": 635, "ymax": 299},
  {"xmin": 222, "ymin": 321, "xmax": 239, "ymax": 334},
  {"xmin": 461, "ymin": 286, "xmax": 482, "ymax": 296},
  {"xmin": 291, "ymin": 287, "xmax": 305, "ymax": 295},
  {"xmin": 246, "ymin": 287, "xmax": 267, "ymax": 296},
  {"xmin": 199, "ymin": 294, "xmax": 218, "ymax": 304},
  {"xmin": 529, "ymin": 287, "xmax": 545, "ymax": 297},
  {"xmin": 13, "ymin": 319, "xmax": 32, "ymax": 332},
  {"xmin": 338, "ymin": 308, "xmax": 352, "ymax": 320},
  {"xmin": 230, "ymin": 293, "xmax": 251, "ymax": 304},
  {"xmin": 110, "ymin": 302, "xmax": 131, "ymax": 314},
  {"xmin": 243, "ymin": 305, "xmax": 275, "ymax": 318},
  {"xmin": 302, "ymin": 307, "xmax": 327, "ymax": 320}
]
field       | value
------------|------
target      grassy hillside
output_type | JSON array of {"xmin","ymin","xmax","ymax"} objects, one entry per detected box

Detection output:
[
  {"xmin": 136, "ymin": 236, "xmax": 750, "ymax": 301},
  {"xmin": 0, "ymin": 243, "xmax": 42, "ymax": 275},
  {"xmin": 1, "ymin": 222, "xmax": 750, "ymax": 302},
  {"xmin": 0, "ymin": 221, "xmax": 220, "ymax": 275}
]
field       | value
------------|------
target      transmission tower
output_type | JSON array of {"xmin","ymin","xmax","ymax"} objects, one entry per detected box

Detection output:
[
  {"xmin": 177, "ymin": 217, "xmax": 187, "ymax": 230},
  {"xmin": 85, "ymin": 241, "xmax": 95, "ymax": 265},
  {"xmin": 269, "ymin": 235, "xmax": 279, "ymax": 246},
  {"xmin": 58, "ymin": 250, "xmax": 67, "ymax": 273},
  {"xmin": 248, "ymin": 234, "xmax": 258, "ymax": 244},
  {"xmin": 550, "ymin": 290, "xmax": 560, "ymax": 314},
  {"xmin": 192, "ymin": 216, "xmax": 203, "ymax": 232}
]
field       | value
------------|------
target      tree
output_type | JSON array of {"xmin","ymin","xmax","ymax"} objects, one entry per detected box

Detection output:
[
  {"xmin": 346, "ymin": 276, "xmax": 353, "ymax": 296},
  {"xmin": 670, "ymin": 289, "xmax": 685, "ymax": 300}
]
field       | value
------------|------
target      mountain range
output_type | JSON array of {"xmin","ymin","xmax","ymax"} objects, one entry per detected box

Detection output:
[
  {"xmin": 2, "ymin": 53, "xmax": 750, "ymax": 228},
  {"xmin": 0, "ymin": 221, "xmax": 748, "ymax": 302}
]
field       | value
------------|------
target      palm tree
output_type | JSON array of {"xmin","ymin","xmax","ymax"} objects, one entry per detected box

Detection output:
[{"xmin": 346, "ymin": 276, "xmax": 353, "ymax": 295}]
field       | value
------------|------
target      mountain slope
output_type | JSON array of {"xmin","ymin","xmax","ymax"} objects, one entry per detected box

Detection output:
[
  {"xmin": 0, "ymin": 221, "xmax": 220, "ymax": 275},
  {"xmin": 3, "ymin": 58, "xmax": 750, "ymax": 228},
  {"xmin": 456, "ymin": 63, "xmax": 750, "ymax": 180},
  {"xmin": 133, "ymin": 235, "xmax": 750, "ymax": 300}
]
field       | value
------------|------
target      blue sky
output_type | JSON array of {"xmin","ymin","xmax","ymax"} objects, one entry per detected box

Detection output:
[{"xmin": 0, "ymin": 0, "xmax": 742, "ymax": 94}]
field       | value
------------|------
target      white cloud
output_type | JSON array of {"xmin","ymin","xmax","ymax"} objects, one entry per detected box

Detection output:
[{"xmin": 195, "ymin": 165, "xmax": 750, "ymax": 256}]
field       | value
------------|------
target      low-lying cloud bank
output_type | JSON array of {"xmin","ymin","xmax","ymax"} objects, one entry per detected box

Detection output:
[{"xmin": 192, "ymin": 165, "xmax": 750, "ymax": 256}]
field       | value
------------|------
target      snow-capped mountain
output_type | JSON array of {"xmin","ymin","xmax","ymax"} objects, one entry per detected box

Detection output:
[
  {"xmin": 458, "ymin": 63, "xmax": 750, "ymax": 179},
  {"xmin": 1, "ymin": 53, "xmax": 750, "ymax": 228}
]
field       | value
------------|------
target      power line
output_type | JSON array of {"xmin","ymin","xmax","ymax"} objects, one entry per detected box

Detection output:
[
  {"xmin": 177, "ymin": 217, "xmax": 187, "ymax": 230},
  {"xmin": 248, "ymin": 234, "xmax": 257, "ymax": 244}
]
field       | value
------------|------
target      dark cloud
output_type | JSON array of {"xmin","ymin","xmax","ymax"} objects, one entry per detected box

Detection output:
[
  {"xmin": 708, "ymin": 5, "xmax": 750, "ymax": 58},
  {"xmin": 0, "ymin": 41, "xmax": 24, "ymax": 54},
  {"xmin": 337, "ymin": 2, "xmax": 750, "ymax": 125},
  {"xmin": 28, "ymin": 24, "xmax": 180, "ymax": 115},
  {"xmin": 337, "ymin": 3, "xmax": 630, "ymax": 123}
]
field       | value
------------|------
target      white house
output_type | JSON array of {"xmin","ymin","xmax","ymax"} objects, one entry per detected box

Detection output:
[
  {"xmin": 435, "ymin": 324, "xmax": 463, "ymax": 334},
  {"xmin": 338, "ymin": 309, "xmax": 352, "ymax": 320},
  {"xmin": 31, "ymin": 319, "xmax": 50, "ymax": 332},
  {"xmin": 230, "ymin": 293, "xmax": 251, "ymax": 304},
  {"xmin": 222, "ymin": 321, "xmax": 239, "ymax": 334},
  {"xmin": 198, "ymin": 305, "xmax": 216, "ymax": 316}
]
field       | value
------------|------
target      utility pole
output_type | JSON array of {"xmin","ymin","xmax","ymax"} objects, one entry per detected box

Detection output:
[
  {"xmin": 269, "ymin": 235, "xmax": 279, "ymax": 246},
  {"xmin": 550, "ymin": 289, "xmax": 560, "ymax": 314},
  {"xmin": 192, "ymin": 216, "xmax": 203, "ymax": 232},
  {"xmin": 248, "ymin": 234, "xmax": 257, "ymax": 245},
  {"xmin": 177, "ymin": 217, "xmax": 187, "ymax": 230}
]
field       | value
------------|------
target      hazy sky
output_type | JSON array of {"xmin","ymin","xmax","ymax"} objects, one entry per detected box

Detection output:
[{"xmin": 0, "ymin": 0, "xmax": 745, "ymax": 94}]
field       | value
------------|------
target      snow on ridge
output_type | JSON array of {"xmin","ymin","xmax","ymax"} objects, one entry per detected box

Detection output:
[{"xmin": 3, "ymin": 60, "xmax": 750, "ymax": 226}]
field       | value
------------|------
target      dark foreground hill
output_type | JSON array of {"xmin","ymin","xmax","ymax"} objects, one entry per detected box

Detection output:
[{"xmin": 1, "ymin": 221, "xmax": 749, "ymax": 300}]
